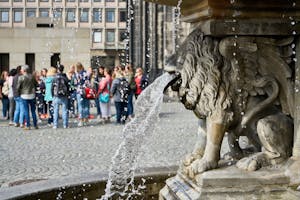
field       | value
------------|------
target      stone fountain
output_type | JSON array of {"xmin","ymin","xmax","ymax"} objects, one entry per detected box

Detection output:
[{"xmin": 147, "ymin": 0, "xmax": 300, "ymax": 199}]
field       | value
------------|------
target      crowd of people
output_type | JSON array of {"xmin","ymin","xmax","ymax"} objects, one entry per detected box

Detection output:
[{"xmin": 0, "ymin": 62, "xmax": 149, "ymax": 130}]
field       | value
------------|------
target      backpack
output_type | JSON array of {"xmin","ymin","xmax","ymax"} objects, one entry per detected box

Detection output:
[
  {"xmin": 118, "ymin": 78, "xmax": 130, "ymax": 103},
  {"xmin": 53, "ymin": 74, "xmax": 69, "ymax": 97}
]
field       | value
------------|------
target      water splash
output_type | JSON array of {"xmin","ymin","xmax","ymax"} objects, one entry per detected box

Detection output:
[
  {"xmin": 172, "ymin": 0, "xmax": 183, "ymax": 53},
  {"xmin": 101, "ymin": 73, "xmax": 174, "ymax": 199}
]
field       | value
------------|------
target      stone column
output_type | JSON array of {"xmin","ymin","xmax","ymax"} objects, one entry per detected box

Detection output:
[{"xmin": 294, "ymin": 37, "xmax": 300, "ymax": 158}]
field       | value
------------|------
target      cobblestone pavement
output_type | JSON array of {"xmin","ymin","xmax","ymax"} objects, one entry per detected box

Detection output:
[{"xmin": 0, "ymin": 102, "xmax": 198, "ymax": 188}]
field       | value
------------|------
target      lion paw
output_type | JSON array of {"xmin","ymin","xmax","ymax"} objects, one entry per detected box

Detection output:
[
  {"xmin": 182, "ymin": 153, "xmax": 202, "ymax": 166},
  {"xmin": 236, "ymin": 156, "xmax": 261, "ymax": 171},
  {"xmin": 183, "ymin": 158, "xmax": 218, "ymax": 179}
]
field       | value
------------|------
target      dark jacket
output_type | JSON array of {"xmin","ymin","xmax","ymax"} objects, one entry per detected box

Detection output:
[
  {"xmin": 12, "ymin": 74, "xmax": 20, "ymax": 97},
  {"xmin": 51, "ymin": 73, "xmax": 70, "ymax": 97},
  {"xmin": 17, "ymin": 73, "xmax": 37, "ymax": 96}
]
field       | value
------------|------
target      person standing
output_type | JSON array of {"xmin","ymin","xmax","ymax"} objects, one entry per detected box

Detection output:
[
  {"xmin": 134, "ymin": 67, "xmax": 149, "ymax": 99},
  {"xmin": 39, "ymin": 68, "xmax": 48, "ymax": 118},
  {"xmin": 74, "ymin": 62, "xmax": 90, "ymax": 126},
  {"xmin": 51, "ymin": 65, "xmax": 69, "ymax": 129},
  {"xmin": 8, "ymin": 69, "xmax": 17, "ymax": 125},
  {"xmin": 111, "ymin": 71, "xmax": 128, "ymax": 124},
  {"xmin": 67, "ymin": 64, "xmax": 77, "ymax": 118},
  {"xmin": 97, "ymin": 67, "xmax": 112, "ymax": 123},
  {"xmin": 44, "ymin": 67, "xmax": 57, "ymax": 126},
  {"xmin": 12, "ymin": 66, "xmax": 23, "ymax": 127},
  {"xmin": 0, "ymin": 71, "xmax": 9, "ymax": 120},
  {"xmin": 17, "ymin": 65, "xmax": 38, "ymax": 130},
  {"xmin": 124, "ymin": 64, "xmax": 136, "ymax": 120}
]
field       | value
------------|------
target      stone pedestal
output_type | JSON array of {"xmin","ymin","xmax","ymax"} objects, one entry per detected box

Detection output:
[{"xmin": 159, "ymin": 165, "xmax": 300, "ymax": 200}]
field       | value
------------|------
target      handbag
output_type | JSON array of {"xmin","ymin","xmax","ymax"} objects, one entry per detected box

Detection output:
[
  {"xmin": 99, "ymin": 93, "xmax": 110, "ymax": 103},
  {"xmin": 99, "ymin": 81, "xmax": 110, "ymax": 103},
  {"xmin": 83, "ymin": 87, "xmax": 96, "ymax": 99}
]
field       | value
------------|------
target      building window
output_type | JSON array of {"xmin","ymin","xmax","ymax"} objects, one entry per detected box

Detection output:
[
  {"xmin": 53, "ymin": 8, "xmax": 62, "ymax": 18},
  {"xmin": 26, "ymin": 8, "xmax": 36, "ymax": 17},
  {"xmin": 119, "ymin": 29, "xmax": 126, "ymax": 42},
  {"xmin": 93, "ymin": 30, "xmax": 102, "ymax": 43},
  {"xmin": 13, "ymin": 9, "xmax": 23, "ymax": 23},
  {"xmin": 40, "ymin": 0, "xmax": 49, "ymax": 2},
  {"xmin": 80, "ymin": 0, "xmax": 89, "ymax": 2},
  {"xmin": 93, "ymin": 8, "xmax": 102, "ymax": 22},
  {"xmin": 39, "ymin": 8, "xmax": 49, "ymax": 18},
  {"xmin": 93, "ymin": 0, "xmax": 101, "ymax": 2},
  {"xmin": 53, "ymin": 0, "xmax": 62, "ymax": 2},
  {"xmin": 0, "ymin": 0, "xmax": 9, "ymax": 2},
  {"xmin": 13, "ymin": 0, "xmax": 22, "ymax": 2},
  {"xmin": 66, "ymin": 8, "xmax": 76, "ymax": 22},
  {"xmin": 106, "ymin": 0, "xmax": 114, "ymax": 2},
  {"xmin": 119, "ymin": 9, "xmax": 126, "ymax": 22},
  {"xmin": 106, "ymin": 30, "xmax": 115, "ymax": 43},
  {"xmin": 66, "ymin": 0, "xmax": 75, "ymax": 2},
  {"xmin": 26, "ymin": 0, "xmax": 35, "ymax": 2},
  {"xmin": 79, "ymin": 8, "xmax": 89, "ymax": 22},
  {"xmin": 106, "ymin": 9, "xmax": 115, "ymax": 23},
  {"xmin": 0, "ymin": 9, "xmax": 9, "ymax": 23}
]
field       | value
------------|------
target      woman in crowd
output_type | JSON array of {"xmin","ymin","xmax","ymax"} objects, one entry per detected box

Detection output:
[
  {"xmin": 39, "ymin": 68, "xmax": 48, "ymax": 118},
  {"xmin": 44, "ymin": 67, "xmax": 57, "ymax": 126},
  {"xmin": 12, "ymin": 66, "xmax": 23, "ymax": 127},
  {"xmin": 67, "ymin": 64, "xmax": 77, "ymax": 118},
  {"xmin": 111, "ymin": 70, "xmax": 127, "ymax": 124},
  {"xmin": 134, "ymin": 67, "xmax": 149, "ymax": 99},
  {"xmin": 97, "ymin": 67, "xmax": 112, "ymax": 124},
  {"xmin": 0, "ymin": 70, "xmax": 9, "ymax": 120},
  {"xmin": 34, "ymin": 71, "xmax": 46, "ymax": 121},
  {"xmin": 17, "ymin": 65, "xmax": 38, "ymax": 130},
  {"xmin": 8, "ymin": 69, "xmax": 17, "ymax": 125},
  {"xmin": 75, "ymin": 62, "xmax": 90, "ymax": 126},
  {"xmin": 124, "ymin": 64, "xmax": 136, "ymax": 120}
]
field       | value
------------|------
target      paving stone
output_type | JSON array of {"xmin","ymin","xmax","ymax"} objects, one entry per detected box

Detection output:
[{"xmin": 0, "ymin": 102, "xmax": 198, "ymax": 188}]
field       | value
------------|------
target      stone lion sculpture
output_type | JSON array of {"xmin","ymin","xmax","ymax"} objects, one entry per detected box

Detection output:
[{"xmin": 170, "ymin": 29, "xmax": 295, "ymax": 179}]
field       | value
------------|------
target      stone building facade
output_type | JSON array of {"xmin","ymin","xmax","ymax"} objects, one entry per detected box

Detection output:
[{"xmin": 0, "ymin": 0, "xmax": 127, "ymax": 72}]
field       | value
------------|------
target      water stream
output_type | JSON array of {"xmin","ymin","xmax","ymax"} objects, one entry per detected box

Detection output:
[{"xmin": 101, "ymin": 73, "xmax": 174, "ymax": 199}]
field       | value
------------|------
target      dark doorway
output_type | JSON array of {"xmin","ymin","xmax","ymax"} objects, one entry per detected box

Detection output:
[
  {"xmin": 0, "ymin": 53, "xmax": 9, "ymax": 74},
  {"xmin": 25, "ymin": 53, "xmax": 35, "ymax": 72},
  {"xmin": 91, "ymin": 56, "xmax": 115, "ymax": 69},
  {"xmin": 51, "ymin": 53, "xmax": 60, "ymax": 68}
]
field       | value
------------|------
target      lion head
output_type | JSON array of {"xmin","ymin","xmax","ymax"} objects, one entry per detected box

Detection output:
[{"xmin": 176, "ymin": 31, "xmax": 232, "ymax": 122}]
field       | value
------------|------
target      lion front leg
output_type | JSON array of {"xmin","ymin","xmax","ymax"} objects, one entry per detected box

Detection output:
[
  {"xmin": 182, "ymin": 119, "xmax": 207, "ymax": 167},
  {"xmin": 184, "ymin": 122, "xmax": 226, "ymax": 178}
]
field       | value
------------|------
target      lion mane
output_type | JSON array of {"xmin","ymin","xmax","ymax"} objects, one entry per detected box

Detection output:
[{"xmin": 178, "ymin": 31, "xmax": 233, "ymax": 122}]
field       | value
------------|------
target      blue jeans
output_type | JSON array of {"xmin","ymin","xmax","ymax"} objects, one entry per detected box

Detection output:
[
  {"xmin": 68, "ymin": 91, "xmax": 76, "ymax": 115},
  {"xmin": 1, "ymin": 97, "xmax": 9, "ymax": 118},
  {"xmin": 127, "ymin": 91, "xmax": 134, "ymax": 116},
  {"xmin": 47, "ymin": 101, "xmax": 54, "ymax": 124},
  {"xmin": 115, "ymin": 101, "xmax": 127, "ymax": 124},
  {"xmin": 21, "ymin": 98, "xmax": 37, "ymax": 127},
  {"xmin": 13, "ymin": 97, "xmax": 24, "ymax": 124},
  {"xmin": 53, "ymin": 96, "xmax": 69, "ymax": 128},
  {"xmin": 76, "ymin": 93, "xmax": 89, "ymax": 119}
]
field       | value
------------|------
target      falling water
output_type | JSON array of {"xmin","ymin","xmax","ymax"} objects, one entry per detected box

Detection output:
[
  {"xmin": 172, "ymin": 0, "xmax": 183, "ymax": 53},
  {"xmin": 101, "ymin": 73, "xmax": 174, "ymax": 199}
]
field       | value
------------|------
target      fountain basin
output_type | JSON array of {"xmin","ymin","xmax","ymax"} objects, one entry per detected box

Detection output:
[{"xmin": 0, "ymin": 167, "xmax": 176, "ymax": 200}]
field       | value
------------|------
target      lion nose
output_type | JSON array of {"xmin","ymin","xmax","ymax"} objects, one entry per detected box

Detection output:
[{"xmin": 163, "ymin": 71, "xmax": 182, "ymax": 93}]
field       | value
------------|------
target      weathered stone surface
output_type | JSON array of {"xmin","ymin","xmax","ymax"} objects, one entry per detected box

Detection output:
[
  {"xmin": 195, "ymin": 19, "xmax": 300, "ymax": 36},
  {"xmin": 160, "ymin": 166, "xmax": 300, "ymax": 200}
]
